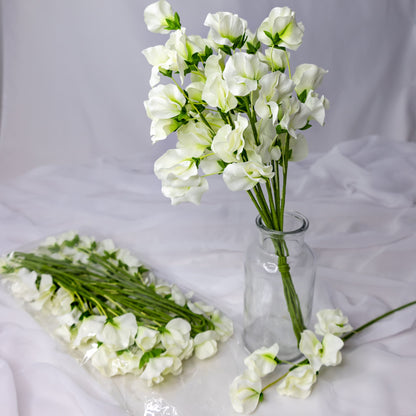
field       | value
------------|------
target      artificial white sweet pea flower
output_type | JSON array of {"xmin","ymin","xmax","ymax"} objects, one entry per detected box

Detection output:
[
  {"xmin": 199, "ymin": 153, "xmax": 223, "ymax": 175},
  {"xmin": 292, "ymin": 63, "xmax": 328, "ymax": 96},
  {"xmin": 194, "ymin": 330, "xmax": 218, "ymax": 360},
  {"xmin": 211, "ymin": 115, "xmax": 248, "ymax": 163},
  {"xmin": 223, "ymin": 157, "xmax": 274, "ymax": 192},
  {"xmin": 177, "ymin": 121, "xmax": 213, "ymax": 157},
  {"xmin": 136, "ymin": 326, "xmax": 160, "ymax": 351},
  {"xmin": 255, "ymin": 71, "xmax": 294, "ymax": 123},
  {"xmin": 259, "ymin": 48, "xmax": 288, "ymax": 72},
  {"xmin": 10, "ymin": 268, "xmax": 39, "ymax": 302},
  {"xmin": 243, "ymin": 118, "xmax": 281, "ymax": 164},
  {"xmin": 154, "ymin": 148, "xmax": 198, "ymax": 182},
  {"xmin": 276, "ymin": 364, "xmax": 317, "ymax": 399},
  {"xmin": 47, "ymin": 286, "xmax": 74, "ymax": 315},
  {"xmin": 289, "ymin": 134, "xmax": 309, "ymax": 162},
  {"xmin": 97, "ymin": 313, "xmax": 138, "ymax": 350},
  {"xmin": 202, "ymin": 55, "xmax": 237, "ymax": 113},
  {"xmin": 142, "ymin": 45, "xmax": 178, "ymax": 87},
  {"xmin": 91, "ymin": 345, "xmax": 142, "ymax": 377},
  {"xmin": 160, "ymin": 318, "xmax": 192, "ymax": 356},
  {"xmin": 244, "ymin": 343, "xmax": 279, "ymax": 377},
  {"xmin": 150, "ymin": 118, "xmax": 181, "ymax": 143},
  {"xmin": 165, "ymin": 28, "xmax": 204, "ymax": 81},
  {"xmin": 304, "ymin": 91, "xmax": 329, "ymax": 126},
  {"xmin": 257, "ymin": 7, "xmax": 304, "ymax": 50},
  {"xmin": 144, "ymin": 84, "xmax": 186, "ymax": 121},
  {"xmin": 204, "ymin": 11, "xmax": 247, "ymax": 47},
  {"xmin": 279, "ymin": 96, "xmax": 310, "ymax": 138},
  {"xmin": 144, "ymin": 0, "xmax": 176, "ymax": 34},
  {"xmin": 223, "ymin": 52, "xmax": 268, "ymax": 97},
  {"xmin": 315, "ymin": 308, "xmax": 353, "ymax": 336},
  {"xmin": 229, "ymin": 371, "xmax": 262, "ymax": 414},
  {"xmin": 30, "ymin": 274, "xmax": 55, "ymax": 311},
  {"xmin": 169, "ymin": 284, "xmax": 186, "ymax": 306},
  {"xmin": 299, "ymin": 330, "xmax": 344, "ymax": 372},
  {"xmin": 161, "ymin": 174, "xmax": 209, "ymax": 205},
  {"xmin": 211, "ymin": 310, "xmax": 234, "ymax": 342},
  {"xmin": 97, "ymin": 238, "xmax": 116, "ymax": 255},
  {"xmin": 72, "ymin": 315, "xmax": 106, "ymax": 348},
  {"xmin": 140, "ymin": 355, "xmax": 175, "ymax": 386}
]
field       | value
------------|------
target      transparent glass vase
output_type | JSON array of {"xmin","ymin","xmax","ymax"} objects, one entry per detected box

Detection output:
[{"xmin": 243, "ymin": 212, "xmax": 316, "ymax": 360}]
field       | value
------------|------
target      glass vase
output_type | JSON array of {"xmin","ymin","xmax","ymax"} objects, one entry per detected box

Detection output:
[{"xmin": 243, "ymin": 211, "xmax": 316, "ymax": 360}]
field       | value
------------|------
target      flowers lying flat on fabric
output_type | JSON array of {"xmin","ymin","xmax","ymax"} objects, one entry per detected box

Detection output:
[
  {"xmin": 230, "ymin": 309, "xmax": 348, "ymax": 413},
  {"xmin": 0, "ymin": 232, "xmax": 233, "ymax": 386}
]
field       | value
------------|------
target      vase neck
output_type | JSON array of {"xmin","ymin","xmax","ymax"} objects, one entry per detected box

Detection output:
[{"xmin": 256, "ymin": 212, "xmax": 309, "ymax": 251}]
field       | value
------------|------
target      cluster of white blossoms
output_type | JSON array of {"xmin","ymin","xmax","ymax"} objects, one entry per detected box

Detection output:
[
  {"xmin": 0, "ymin": 232, "xmax": 233, "ymax": 386},
  {"xmin": 229, "ymin": 309, "xmax": 352, "ymax": 413},
  {"xmin": 143, "ymin": 0, "xmax": 328, "ymax": 205}
]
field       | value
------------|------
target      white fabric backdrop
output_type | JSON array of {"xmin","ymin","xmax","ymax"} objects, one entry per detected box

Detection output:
[
  {"xmin": 0, "ymin": 0, "xmax": 415, "ymax": 179},
  {"xmin": 0, "ymin": 136, "xmax": 415, "ymax": 415}
]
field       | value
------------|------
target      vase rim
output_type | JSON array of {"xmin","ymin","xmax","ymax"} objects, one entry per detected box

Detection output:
[{"xmin": 255, "ymin": 211, "xmax": 309, "ymax": 235}]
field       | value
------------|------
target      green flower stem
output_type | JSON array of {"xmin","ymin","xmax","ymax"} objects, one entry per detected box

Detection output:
[
  {"xmin": 342, "ymin": 300, "xmax": 416, "ymax": 342},
  {"xmin": 261, "ymin": 371, "xmax": 290, "ymax": 392},
  {"xmin": 12, "ymin": 251, "xmax": 215, "ymax": 336}
]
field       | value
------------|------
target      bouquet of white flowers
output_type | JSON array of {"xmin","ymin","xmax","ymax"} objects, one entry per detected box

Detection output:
[{"xmin": 143, "ymin": 0, "xmax": 328, "ymax": 350}]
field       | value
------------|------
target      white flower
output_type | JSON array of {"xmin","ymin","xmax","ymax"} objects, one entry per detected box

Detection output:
[
  {"xmin": 30, "ymin": 274, "xmax": 55, "ymax": 311},
  {"xmin": 259, "ymin": 48, "xmax": 288, "ymax": 72},
  {"xmin": 223, "ymin": 52, "xmax": 268, "ymax": 97},
  {"xmin": 211, "ymin": 115, "xmax": 248, "ymax": 163},
  {"xmin": 165, "ymin": 28, "xmax": 203, "ymax": 81},
  {"xmin": 169, "ymin": 284, "xmax": 186, "ymax": 306},
  {"xmin": 304, "ymin": 91, "xmax": 328, "ymax": 126},
  {"xmin": 97, "ymin": 313, "xmax": 138, "ymax": 350},
  {"xmin": 255, "ymin": 71, "xmax": 294, "ymax": 123},
  {"xmin": 150, "ymin": 118, "xmax": 181, "ymax": 143},
  {"xmin": 199, "ymin": 153, "xmax": 223, "ymax": 175},
  {"xmin": 276, "ymin": 365, "xmax": 317, "ymax": 399},
  {"xmin": 257, "ymin": 7, "xmax": 304, "ymax": 50},
  {"xmin": 142, "ymin": 45, "xmax": 178, "ymax": 87},
  {"xmin": 292, "ymin": 64, "xmax": 327, "ymax": 96},
  {"xmin": 229, "ymin": 371, "xmax": 262, "ymax": 414},
  {"xmin": 144, "ymin": 84, "xmax": 186, "ymax": 120},
  {"xmin": 223, "ymin": 157, "xmax": 274, "ymax": 192},
  {"xmin": 48, "ymin": 287, "xmax": 74, "ymax": 315},
  {"xmin": 136, "ymin": 326, "xmax": 160, "ymax": 351},
  {"xmin": 177, "ymin": 121, "xmax": 213, "ymax": 157},
  {"xmin": 97, "ymin": 238, "xmax": 116, "ymax": 255},
  {"xmin": 194, "ymin": 330, "xmax": 218, "ymax": 360},
  {"xmin": 244, "ymin": 343, "xmax": 279, "ymax": 377},
  {"xmin": 204, "ymin": 12, "xmax": 247, "ymax": 46},
  {"xmin": 91, "ymin": 345, "xmax": 142, "ymax": 377},
  {"xmin": 279, "ymin": 96, "xmax": 310, "ymax": 137},
  {"xmin": 10, "ymin": 268, "xmax": 39, "ymax": 301},
  {"xmin": 154, "ymin": 148, "xmax": 197, "ymax": 182},
  {"xmin": 160, "ymin": 318, "xmax": 192, "ymax": 356},
  {"xmin": 72, "ymin": 315, "xmax": 106, "ymax": 348},
  {"xmin": 202, "ymin": 55, "xmax": 237, "ymax": 113},
  {"xmin": 161, "ymin": 174, "xmax": 209, "ymax": 205},
  {"xmin": 140, "ymin": 355, "xmax": 176, "ymax": 386},
  {"xmin": 299, "ymin": 330, "xmax": 344, "ymax": 372},
  {"xmin": 211, "ymin": 310, "xmax": 233, "ymax": 342},
  {"xmin": 144, "ymin": 0, "xmax": 176, "ymax": 34},
  {"xmin": 315, "ymin": 308, "xmax": 353, "ymax": 336}
]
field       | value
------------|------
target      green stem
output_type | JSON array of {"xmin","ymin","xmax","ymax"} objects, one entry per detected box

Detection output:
[{"xmin": 342, "ymin": 300, "xmax": 416, "ymax": 342}]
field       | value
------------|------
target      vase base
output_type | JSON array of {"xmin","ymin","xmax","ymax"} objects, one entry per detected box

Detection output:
[{"xmin": 243, "ymin": 319, "xmax": 302, "ymax": 361}]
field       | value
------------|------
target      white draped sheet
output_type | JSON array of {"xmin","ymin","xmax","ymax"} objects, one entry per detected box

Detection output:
[{"xmin": 0, "ymin": 136, "xmax": 415, "ymax": 415}]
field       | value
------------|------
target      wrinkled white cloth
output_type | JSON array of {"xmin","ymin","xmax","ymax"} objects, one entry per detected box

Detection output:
[{"xmin": 0, "ymin": 136, "xmax": 415, "ymax": 416}]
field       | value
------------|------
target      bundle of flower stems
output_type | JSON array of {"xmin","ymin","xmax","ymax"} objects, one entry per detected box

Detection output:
[{"xmin": 0, "ymin": 232, "xmax": 233, "ymax": 385}]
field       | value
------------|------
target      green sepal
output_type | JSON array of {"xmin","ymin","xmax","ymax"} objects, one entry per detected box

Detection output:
[
  {"xmin": 218, "ymin": 44, "xmax": 233, "ymax": 55},
  {"xmin": 259, "ymin": 392, "xmax": 264, "ymax": 403},
  {"xmin": 217, "ymin": 160, "xmax": 228, "ymax": 171},
  {"xmin": 300, "ymin": 122, "xmax": 312, "ymax": 131},
  {"xmin": 48, "ymin": 243, "xmax": 61, "ymax": 253},
  {"xmin": 164, "ymin": 12, "xmax": 181, "ymax": 31},
  {"xmin": 159, "ymin": 68, "xmax": 173, "ymax": 78},
  {"xmin": 246, "ymin": 40, "xmax": 261, "ymax": 54},
  {"xmin": 297, "ymin": 89, "xmax": 308, "ymax": 103},
  {"xmin": 63, "ymin": 234, "xmax": 80, "ymax": 248}
]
